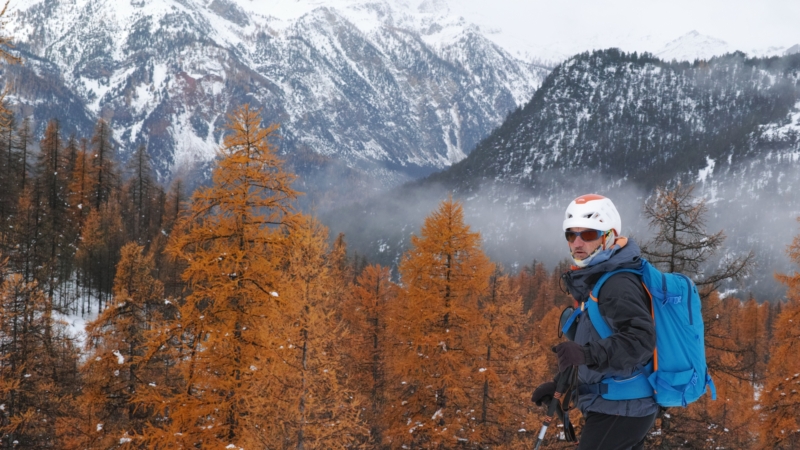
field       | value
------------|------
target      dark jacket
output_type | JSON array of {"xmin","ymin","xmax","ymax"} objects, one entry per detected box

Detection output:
[{"xmin": 561, "ymin": 238, "xmax": 658, "ymax": 417}]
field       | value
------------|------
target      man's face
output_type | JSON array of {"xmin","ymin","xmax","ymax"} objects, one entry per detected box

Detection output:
[{"xmin": 566, "ymin": 227, "xmax": 604, "ymax": 261}]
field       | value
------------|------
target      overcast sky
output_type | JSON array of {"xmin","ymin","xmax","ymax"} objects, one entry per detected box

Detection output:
[
  {"xmin": 260, "ymin": 0, "xmax": 800, "ymax": 62},
  {"xmin": 448, "ymin": 0, "xmax": 800, "ymax": 60},
  {"xmin": 17, "ymin": 0, "xmax": 798, "ymax": 64}
]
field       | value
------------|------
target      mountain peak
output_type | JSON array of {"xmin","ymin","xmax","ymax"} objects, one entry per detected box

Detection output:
[
  {"xmin": 785, "ymin": 44, "xmax": 800, "ymax": 55},
  {"xmin": 656, "ymin": 30, "xmax": 730, "ymax": 62}
]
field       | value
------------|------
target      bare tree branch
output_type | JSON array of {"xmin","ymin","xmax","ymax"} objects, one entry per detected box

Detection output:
[{"xmin": 641, "ymin": 183, "xmax": 755, "ymax": 298}]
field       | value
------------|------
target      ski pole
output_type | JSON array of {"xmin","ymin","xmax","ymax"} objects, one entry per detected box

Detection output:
[{"xmin": 533, "ymin": 365, "xmax": 575, "ymax": 450}]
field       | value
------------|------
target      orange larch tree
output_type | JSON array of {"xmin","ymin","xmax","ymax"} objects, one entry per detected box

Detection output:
[
  {"xmin": 341, "ymin": 263, "xmax": 397, "ymax": 446},
  {"xmin": 89, "ymin": 119, "xmax": 118, "ymax": 210},
  {"xmin": 515, "ymin": 261, "xmax": 551, "ymax": 322},
  {"xmin": 759, "ymin": 219, "xmax": 800, "ymax": 449},
  {"xmin": 155, "ymin": 178, "xmax": 188, "ymax": 300},
  {"xmin": 136, "ymin": 104, "xmax": 299, "ymax": 448},
  {"xmin": 253, "ymin": 214, "xmax": 367, "ymax": 449},
  {"xmin": 474, "ymin": 269, "xmax": 547, "ymax": 449},
  {"xmin": 71, "ymin": 121, "xmax": 125, "ymax": 309},
  {"xmin": 74, "ymin": 200, "xmax": 126, "ymax": 311},
  {"xmin": 0, "ymin": 111, "xmax": 19, "ymax": 252},
  {"xmin": 121, "ymin": 143, "xmax": 165, "ymax": 248},
  {"xmin": 32, "ymin": 119, "xmax": 75, "ymax": 302},
  {"xmin": 15, "ymin": 118, "xmax": 33, "ymax": 195},
  {"xmin": 75, "ymin": 243, "xmax": 168, "ymax": 448},
  {"xmin": 681, "ymin": 294, "xmax": 759, "ymax": 449},
  {"xmin": 384, "ymin": 196, "xmax": 495, "ymax": 448},
  {"xmin": 8, "ymin": 185, "xmax": 41, "ymax": 284},
  {"xmin": 327, "ymin": 233, "xmax": 354, "ymax": 305},
  {"xmin": 0, "ymin": 266, "xmax": 80, "ymax": 449},
  {"xmin": 737, "ymin": 298, "xmax": 769, "ymax": 385},
  {"xmin": 759, "ymin": 296, "xmax": 800, "ymax": 449},
  {"xmin": 66, "ymin": 138, "xmax": 92, "ymax": 233}
]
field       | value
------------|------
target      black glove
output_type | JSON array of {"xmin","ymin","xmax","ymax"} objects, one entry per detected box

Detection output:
[
  {"xmin": 531, "ymin": 381, "xmax": 556, "ymax": 406},
  {"xmin": 552, "ymin": 341, "xmax": 587, "ymax": 373}
]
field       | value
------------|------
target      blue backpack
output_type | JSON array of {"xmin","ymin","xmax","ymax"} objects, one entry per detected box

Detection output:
[{"xmin": 562, "ymin": 259, "xmax": 717, "ymax": 408}]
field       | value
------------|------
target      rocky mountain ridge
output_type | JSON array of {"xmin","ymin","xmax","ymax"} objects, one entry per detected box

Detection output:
[{"xmin": 3, "ymin": 0, "xmax": 548, "ymax": 205}]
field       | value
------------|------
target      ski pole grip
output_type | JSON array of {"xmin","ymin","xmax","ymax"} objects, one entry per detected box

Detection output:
[{"xmin": 546, "ymin": 365, "xmax": 573, "ymax": 417}]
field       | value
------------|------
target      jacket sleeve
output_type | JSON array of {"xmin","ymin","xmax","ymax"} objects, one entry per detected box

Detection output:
[{"xmin": 583, "ymin": 272, "xmax": 656, "ymax": 373}]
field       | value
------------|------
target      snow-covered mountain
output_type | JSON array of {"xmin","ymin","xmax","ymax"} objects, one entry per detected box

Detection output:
[
  {"xmin": 3, "ymin": 0, "xmax": 548, "ymax": 205},
  {"xmin": 5, "ymin": 0, "xmax": 792, "ymax": 209}
]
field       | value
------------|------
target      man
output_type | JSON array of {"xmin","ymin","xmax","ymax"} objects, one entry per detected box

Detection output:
[{"xmin": 531, "ymin": 194, "xmax": 658, "ymax": 450}]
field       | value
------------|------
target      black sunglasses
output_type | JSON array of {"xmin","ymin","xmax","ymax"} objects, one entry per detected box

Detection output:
[{"xmin": 564, "ymin": 229, "xmax": 605, "ymax": 243}]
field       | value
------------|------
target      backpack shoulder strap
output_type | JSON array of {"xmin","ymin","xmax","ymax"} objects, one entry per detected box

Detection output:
[{"xmin": 585, "ymin": 268, "xmax": 643, "ymax": 339}]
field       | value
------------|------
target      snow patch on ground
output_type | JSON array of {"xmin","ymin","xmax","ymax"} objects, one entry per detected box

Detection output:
[
  {"xmin": 55, "ymin": 310, "xmax": 97, "ymax": 350},
  {"xmin": 698, "ymin": 156, "xmax": 716, "ymax": 183},
  {"xmin": 761, "ymin": 100, "xmax": 800, "ymax": 140}
]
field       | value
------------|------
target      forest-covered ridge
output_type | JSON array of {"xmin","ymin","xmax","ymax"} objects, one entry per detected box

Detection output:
[{"xmin": 428, "ymin": 48, "xmax": 800, "ymax": 190}]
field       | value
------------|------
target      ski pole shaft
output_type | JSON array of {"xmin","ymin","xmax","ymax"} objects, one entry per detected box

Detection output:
[
  {"xmin": 533, "ymin": 417, "xmax": 551, "ymax": 450},
  {"xmin": 533, "ymin": 366, "xmax": 575, "ymax": 449}
]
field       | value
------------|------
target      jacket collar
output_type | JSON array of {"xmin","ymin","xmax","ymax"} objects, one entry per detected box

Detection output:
[{"xmin": 561, "ymin": 237, "xmax": 643, "ymax": 302}]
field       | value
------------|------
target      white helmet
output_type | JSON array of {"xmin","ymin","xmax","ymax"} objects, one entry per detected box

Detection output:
[{"xmin": 562, "ymin": 194, "xmax": 621, "ymax": 235}]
